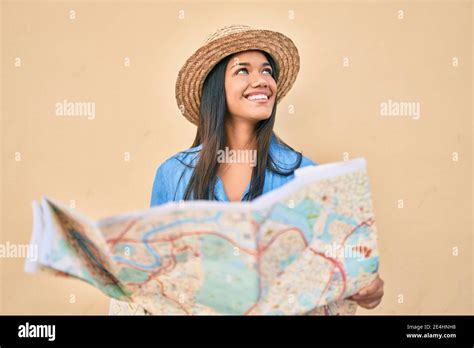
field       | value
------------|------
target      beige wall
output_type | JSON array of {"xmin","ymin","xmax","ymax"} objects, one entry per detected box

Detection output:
[{"xmin": 1, "ymin": 0, "xmax": 472, "ymax": 315}]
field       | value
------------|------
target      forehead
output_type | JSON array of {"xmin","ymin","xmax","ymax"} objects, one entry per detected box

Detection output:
[{"xmin": 227, "ymin": 50, "xmax": 269, "ymax": 67}]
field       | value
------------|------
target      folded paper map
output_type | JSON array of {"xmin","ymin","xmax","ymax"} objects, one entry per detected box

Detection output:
[{"xmin": 25, "ymin": 158, "xmax": 379, "ymax": 315}]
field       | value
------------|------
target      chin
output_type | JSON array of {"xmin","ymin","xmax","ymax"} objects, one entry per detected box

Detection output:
[
  {"xmin": 247, "ymin": 107, "xmax": 274, "ymax": 120},
  {"xmin": 231, "ymin": 105, "xmax": 274, "ymax": 122},
  {"xmin": 246, "ymin": 112, "xmax": 272, "ymax": 122}
]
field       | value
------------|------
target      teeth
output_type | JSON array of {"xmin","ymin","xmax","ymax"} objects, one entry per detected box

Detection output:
[{"xmin": 246, "ymin": 94, "xmax": 268, "ymax": 101}]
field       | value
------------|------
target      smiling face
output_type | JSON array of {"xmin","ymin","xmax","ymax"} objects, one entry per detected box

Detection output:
[{"xmin": 224, "ymin": 50, "xmax": 277, "ymax": 123}]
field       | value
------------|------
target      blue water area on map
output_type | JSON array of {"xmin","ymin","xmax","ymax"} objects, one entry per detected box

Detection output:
[
  {"xmin": 298, "ymin": 293, "xmax": 314, "ymax": 308},
  {"xmin": 117, "ymin": 267, "xmax": 149, "ymax": 283},
  {"xmin": 267, "ymin": 199, "xmax": 322, "ymax": 242},
  {"xmin": 195, "ymin": 234, "xmax": 258, "ymax": 314},
  {"xmin": 279, "ymin": 253, "xmax": 298, "ymax": 269},
  {"xmin": 345, "ymin": 255, "xmax": 379, "ymax": 278}
]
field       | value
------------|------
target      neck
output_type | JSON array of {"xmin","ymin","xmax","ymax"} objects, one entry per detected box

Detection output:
[{"xmin": 224, "ymin": 117, "xmax": 257, "ymax": 150}]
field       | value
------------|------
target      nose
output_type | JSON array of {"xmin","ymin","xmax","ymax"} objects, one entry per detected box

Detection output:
[{"xmin": 250, "ymin": 74, "xmax": 268, "ymax": 88}]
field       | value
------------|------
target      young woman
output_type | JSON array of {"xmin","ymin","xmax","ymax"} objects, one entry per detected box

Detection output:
[
  {"xmin": 150, "ymin": 50, "xmax": 315, "ymax": 205},
  {"xmin": 109, "ymin": 24, "xmax": 383, "ymax": 315}
]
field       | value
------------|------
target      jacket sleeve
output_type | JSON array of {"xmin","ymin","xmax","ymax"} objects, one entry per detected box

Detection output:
[{"xmin": 150, "ymin": 162, "xmax": 172, "ymax": 207}]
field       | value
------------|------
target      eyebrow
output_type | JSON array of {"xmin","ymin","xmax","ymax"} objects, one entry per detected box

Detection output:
[{"xmin": 231, "ymin": 62, "xmax": 271, "ymax": 70}]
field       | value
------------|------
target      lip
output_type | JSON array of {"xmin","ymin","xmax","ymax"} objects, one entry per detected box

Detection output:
[
  {"xmin": 244, "ymin": 92, "xmax": 273, "ymax": 104},
  {"xmin": 244, "ymin": 90, "xmax": 272, "ymax": 97},
  {"xmin": 245, "ymin": 97, "xmax": 271, "ymax": 104}
]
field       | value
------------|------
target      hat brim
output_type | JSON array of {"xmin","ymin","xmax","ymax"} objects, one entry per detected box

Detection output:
[{"xmin": 175, "ymin": 29, "xmax": 300, "ymax": 126}]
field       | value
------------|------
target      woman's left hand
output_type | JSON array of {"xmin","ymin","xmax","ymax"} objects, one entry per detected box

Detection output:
[{"xmin": 349, "ymin": 274, "xmax": 384, "ymax": 309}]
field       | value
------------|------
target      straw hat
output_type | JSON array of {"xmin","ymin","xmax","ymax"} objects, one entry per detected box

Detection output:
[{"xmin": 175, "ymin": 24, "xmax": 300, "ymax": 126}]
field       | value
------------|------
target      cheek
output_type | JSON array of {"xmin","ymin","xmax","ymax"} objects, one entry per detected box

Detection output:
[
  {"xmin": 268, "ymin": 79, "xmax": 277, "ymax": 94},
  {"xmin": 225, "ymin": 82, "xmax": 246, "ymax": 106}
]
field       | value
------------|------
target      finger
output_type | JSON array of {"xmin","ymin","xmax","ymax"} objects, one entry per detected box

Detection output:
[
  {"xmin": 355, "ymin": 288, "xmax": 384, "ymax": 302},
  {"xmin": 357, "ymin": 298, "xmax": 382, "ymax": 309},
  {"xmin": 350, "ymin": 288, "xmax": 378, "ymax": 300},
  {"xmin": 351, "ymin": 285, "xmax": 375, "ymax": 300},
  {"xmin": 363, "ymin": 299, "xmax": 382, "ymax": 309},
  {"xmin": 360, "ymin": 277, "xmax": 383, "ymax": 296},
  {"xmin": 349, "ymin": 293, "xmax": 363, "ymax": 300},
  {"xmin": 357, "ymin": 277, "xmax": 384, "ymax": 298},
  {"xmin": 350, "ymin": 281, "xmax": 384, "ymax": 300},
  {"xmin": 359, "ymin": 289, "xmax": 384, "ymax": 304}
]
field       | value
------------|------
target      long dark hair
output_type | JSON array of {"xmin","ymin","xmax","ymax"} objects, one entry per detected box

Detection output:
[{"xmin": 179, "ymin": 50, "xmax": 302, "ymax": 201}]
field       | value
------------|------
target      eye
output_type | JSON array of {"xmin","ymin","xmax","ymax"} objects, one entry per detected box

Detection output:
[
  {"xmin": 236, "ymin": 68, "xmax": 248, "ymax": 75},
  {"xmin": 236, "ymin": 67, "xmax": 273, "ymax": 75}
]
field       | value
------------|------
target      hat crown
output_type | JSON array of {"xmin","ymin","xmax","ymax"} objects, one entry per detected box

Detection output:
[{"xmin": 204, "ymin": 24, "xmax": 253, "ymax": 44}]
